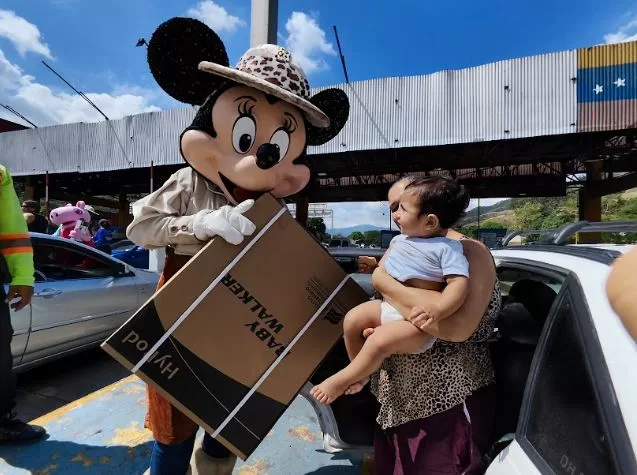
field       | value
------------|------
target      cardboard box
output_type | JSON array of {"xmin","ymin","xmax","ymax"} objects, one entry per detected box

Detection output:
[{"xmin": 101, "ymin": 194, "xmax": 369, "ymax": 460}]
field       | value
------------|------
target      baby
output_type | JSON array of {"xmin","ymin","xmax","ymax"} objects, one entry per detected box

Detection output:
[{"xmin": 311, "ymin": 176, "xmax": 470, "ymax": 404}]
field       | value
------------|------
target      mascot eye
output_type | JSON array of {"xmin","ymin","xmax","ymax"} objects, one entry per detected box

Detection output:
[
  {"xmin": 270, "ymin": 129, "xmax": 290, "ymax": 159},
  {"xmin": 232, "ymin": 116, "xmax": 256, "ymax": 154}
]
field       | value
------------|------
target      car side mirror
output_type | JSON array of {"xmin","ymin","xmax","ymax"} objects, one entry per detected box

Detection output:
[{"xmin": 114, "ymin": 262, "xmax": 130, "ymax": 276}]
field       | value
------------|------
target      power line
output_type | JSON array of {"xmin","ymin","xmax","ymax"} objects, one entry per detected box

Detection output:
[
  {"xmin": 332, "ymin": 25, "xmax": 349, "ymax": 84},
  {"xmin": 0, "ymin": 104, "xmax": 38, "ymax": 128},
  {"xmin": 41, "ymin": 60, "xmax": 110, "ymax": 121}
]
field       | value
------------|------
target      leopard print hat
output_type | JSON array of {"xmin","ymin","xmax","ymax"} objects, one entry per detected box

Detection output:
[{"xmin": 147, "ymin": 17, "xmax": 349, "ymax": 146}]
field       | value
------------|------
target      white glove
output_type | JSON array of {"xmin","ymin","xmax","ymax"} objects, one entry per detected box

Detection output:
[{"xmin": 192, "ymin": 199, "xmax": 256, "ymax": 245}]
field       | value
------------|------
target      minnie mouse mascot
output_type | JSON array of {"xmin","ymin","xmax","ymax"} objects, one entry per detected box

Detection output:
[{"xmin": 126, "ymin": 17, "xmax": 349, "ymax": 475}]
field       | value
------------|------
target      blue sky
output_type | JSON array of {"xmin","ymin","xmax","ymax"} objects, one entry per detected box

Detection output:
[{"xmin": 1, "ymin": 0, "xmax": 636, "ymax": 228}]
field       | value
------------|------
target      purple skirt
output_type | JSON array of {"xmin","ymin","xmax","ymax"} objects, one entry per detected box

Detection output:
[{"xmin": 374, "ymin": 384, "xmax": 496, "ymax": 475}]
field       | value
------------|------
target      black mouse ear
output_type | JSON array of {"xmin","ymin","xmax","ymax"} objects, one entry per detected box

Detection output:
[
  {"xmin": 305, "ymin": 88, "xmax": 350, "ymax": 146},
  {"xmin": 147, "ymin": 17, "xmax": 229, "ymax": 105}
]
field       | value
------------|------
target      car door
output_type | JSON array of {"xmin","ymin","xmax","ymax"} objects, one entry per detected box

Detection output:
[
  {"xmin": 5, "ymin": 287, "xmax": 31, "ymax": 366},
  {"xmin": 486, "ymin": 273, "xmax": 637, "ymax": 475},
  {"xmin": 21, "ymin": 238, "xmax": 139, "ymax": 365}
]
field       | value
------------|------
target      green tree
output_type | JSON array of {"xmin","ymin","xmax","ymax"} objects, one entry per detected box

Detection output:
[
  {"xmin": 363, "ymin": 230, "xmax": 381, "ymax": 247},
  {"xmin": 513, "ymin": 201, "xmax": 545, "ymax": 230},
  {"xmin": 350, "ymin": 231, "xmax": 364, "ymax": 241},
  {"xmin": 480, "ymin": 220, "xmax": 507, "ymax": 230},
  {"xmin": 540, "ymin": 206, "xmax": 578, "ymax": 230},
  {"xmin": 458, "ymin": 224, "xmax": 478, "ymax": 238},
  {"xmin": 307, "ymin": 217, "xmax": 327, "ymax": 241}
]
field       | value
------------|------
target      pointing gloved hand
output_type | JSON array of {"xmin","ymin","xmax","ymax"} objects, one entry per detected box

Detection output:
[{"xmin": 193, "ymin": 199, "xmax": 257, "ymax": 245}]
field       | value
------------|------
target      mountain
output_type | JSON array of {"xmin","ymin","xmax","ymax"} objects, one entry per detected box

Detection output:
[
  {"xmin": 459, "ymin": 199, "xmax": 513, "ymax": 226},
  {"xmin": 330, "ymin": 224, "xmax": 386, "ymax": 236}
]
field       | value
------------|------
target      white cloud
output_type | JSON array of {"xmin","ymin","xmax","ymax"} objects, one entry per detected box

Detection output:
[
  {"xmin": 604, "ymin": 16, "xmax": 637, "ymax": 44},
  {"xmin": 282, "ymin": 12, "xmax": 336, "ymax": 74},
  {"xmin": 0, "ymin": 10, "xmax": 53, "ymax": 59},
  {"xmin": 186, "ymin": 0, "xmax": 245, "ymax": 33},
  {"xmin": 0, "ymin": 49, "xmax": 161, "ymax": 127}
]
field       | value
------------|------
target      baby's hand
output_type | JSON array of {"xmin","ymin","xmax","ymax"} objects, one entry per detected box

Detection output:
[{"xmin": 408, "ymin": 304, "xmax": 442, "ymax": 330}]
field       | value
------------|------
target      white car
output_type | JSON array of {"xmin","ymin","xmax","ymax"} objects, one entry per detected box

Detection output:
[{"xmin": 302, "ymin": 226, "xmax": 637, "ymax": 474}]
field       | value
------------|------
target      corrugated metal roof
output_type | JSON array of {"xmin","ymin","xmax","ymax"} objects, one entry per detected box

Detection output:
[
  {"xmin": 311, "ymin": 49, "xmax": 577, "ymax": 154},
  {"xmin": 0, "ymin": 47, "xmax": 584, "ymax": 177}
]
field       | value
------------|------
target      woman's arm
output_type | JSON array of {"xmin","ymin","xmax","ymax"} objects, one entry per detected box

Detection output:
[{"xmin": 373, "ymin": 239, "xmax": 496, "ymax": 342}]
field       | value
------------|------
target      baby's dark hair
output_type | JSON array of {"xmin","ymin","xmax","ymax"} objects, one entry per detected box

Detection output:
[{"xmin": 404, "ymin": 176, "xmax": 470, "ymax": 228}]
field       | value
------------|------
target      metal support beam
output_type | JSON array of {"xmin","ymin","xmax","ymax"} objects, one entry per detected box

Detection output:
[
  {"xmin": 578, "ymin": 161, "xmax": 603, "ymax": 243},
  {"xmin": 250, "ymin": 0, "xmax": 278, "ymax": 46},
  {"xmin": 585, "ymin": 172, "xmax": 637, "ymax": 198},
  {"xmin": 118, "ymin": 192, "xmax": 131, "ymax": 227},
  {"xmin": 295, "ymin": 193, "xmax": 309, "ymax": 227},
  {"xmin": 51, "ymin": 192, "xmax": 119, "ymax": 209}
]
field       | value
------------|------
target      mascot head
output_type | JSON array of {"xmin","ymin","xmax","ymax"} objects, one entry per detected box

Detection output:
[
  {"xmin": 49, "ymin": 201, "xmax": 90, "ymax": 228},
  {"xmin": 147, "ymin": 17, "xmax": 349, "ymax": 205}
]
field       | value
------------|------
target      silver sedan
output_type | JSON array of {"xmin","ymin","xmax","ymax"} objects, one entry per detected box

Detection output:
[{"xmin": 8, "ymin": 233, "xmax": 159, "ymax": 372}]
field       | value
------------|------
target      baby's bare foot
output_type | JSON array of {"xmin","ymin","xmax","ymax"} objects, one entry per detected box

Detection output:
[
  {"xmin": 310, "ymin": 375, "xmax": 350, "ymax": 404},
  {"xmin": 344, "ymin": 378, "xmax": 370, "ymax": 395}
]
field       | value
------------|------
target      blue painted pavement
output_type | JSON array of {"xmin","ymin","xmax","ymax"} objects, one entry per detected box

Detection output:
[{"xmin": 0, "ymin": 375, "xmax": 372, "ymax": 474}]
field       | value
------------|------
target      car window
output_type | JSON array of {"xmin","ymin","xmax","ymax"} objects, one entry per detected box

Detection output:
[
  {"xmin": 33, "ymin": 243, "xmax": 118, "ymax": 280},
  {"xmin": 497, "ymin": 266, "xmax": 564, "ymax": 297},
  {"xmin": 521, "ymin": 291, "xmax": 621, "ymax": 474}
]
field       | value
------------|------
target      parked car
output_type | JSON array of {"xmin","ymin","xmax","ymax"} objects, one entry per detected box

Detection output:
[
  {"xmin": 328, "ymin": 238, "xmax": 354, "ymax": 248},
  {"xmin": 111, "ymin": 239, "xmax": 150, "ymax": 269},
  {"xmin": 7, "ymin": 233, "xmax": 160, "ymax": 372},
  {"xmin": 308, "ymin": 222, "xmax": 637, "ymax": 474}
]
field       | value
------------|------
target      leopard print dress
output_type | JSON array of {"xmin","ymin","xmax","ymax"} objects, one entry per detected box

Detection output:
[{"xmin": 370, "ymin": 281, "xmax": 501, "ymax": 430}]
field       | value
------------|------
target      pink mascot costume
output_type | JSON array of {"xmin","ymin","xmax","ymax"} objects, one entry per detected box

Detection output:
[{"xmin": 49, "ymin": 201, "xmax": 94, "ymax": 247}]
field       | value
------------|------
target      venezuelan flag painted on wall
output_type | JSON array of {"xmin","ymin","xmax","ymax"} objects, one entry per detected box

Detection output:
[{"xmin": 577, "ymin": 41, "xmax": 637, "ymax": 132}]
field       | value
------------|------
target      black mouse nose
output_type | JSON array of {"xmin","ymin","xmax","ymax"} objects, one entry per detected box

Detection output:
[{"xmin": 256, "ymin": 143, "xmax": 280, "ymax": 169}]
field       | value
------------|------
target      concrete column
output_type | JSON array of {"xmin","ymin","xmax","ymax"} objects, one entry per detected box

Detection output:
[
  {"xmin": 250, "ymin": 0, "xmax": 278, "ymax": 46},
  {"xmin": 578, "ymin": 161, "xmax": 603, "ymax": 244}
]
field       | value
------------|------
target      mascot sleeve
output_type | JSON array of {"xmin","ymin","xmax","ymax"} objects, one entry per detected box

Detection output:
[{"xmin": 127, "ymin": 168, "xmax": 202, "ymax": 249}]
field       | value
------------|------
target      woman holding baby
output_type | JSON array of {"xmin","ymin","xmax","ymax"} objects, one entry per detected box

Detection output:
[{"xmin": 313, "ymin": 175, "xmax": 501, "ymax": 474}]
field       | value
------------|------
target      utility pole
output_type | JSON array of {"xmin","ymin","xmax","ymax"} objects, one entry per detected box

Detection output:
[{"xmin": 250, "ymin": 0, "xmax": 278, "ymax": 46}]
